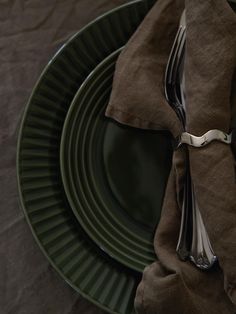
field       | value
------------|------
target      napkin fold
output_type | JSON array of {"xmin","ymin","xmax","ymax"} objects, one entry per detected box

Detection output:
[
  {"xmin": 185, "ymin": 0, "xmax": 236, "ymax": 305},
  {"xmin": 105, "ymin": 0, "xmax": 184, "ymax": 138},
  {"xmin": 105, "ymin": 0, "xmax": 236, "ymax": 313}
]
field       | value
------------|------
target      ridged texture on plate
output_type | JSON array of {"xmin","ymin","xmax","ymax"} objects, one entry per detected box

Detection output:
[
  {"xmin": 61, "ymin": 49, "xmax": 158, "ymax": 272},
  {"xmin": 17, "ymin": 1, "xmax": 156, "ymax": 313}
]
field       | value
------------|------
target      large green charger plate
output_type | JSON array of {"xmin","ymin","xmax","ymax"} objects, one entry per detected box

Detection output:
[
  {"xmin": 17, "ymin": 1, "xmax": 157, "ymax": 313},
  {"xmin": 60, "ymin": 48, "xmax": 172, "ymax": 272}
]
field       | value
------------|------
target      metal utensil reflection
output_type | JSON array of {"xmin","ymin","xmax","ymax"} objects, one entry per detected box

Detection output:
[{"xmin": 164, "ymin": 10, "xmax": 217, "ymax": 270}]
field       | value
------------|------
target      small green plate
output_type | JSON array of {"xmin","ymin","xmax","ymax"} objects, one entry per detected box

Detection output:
[
  {"xmin": 17, "ymin": 1, "xmax": 157, "ymax": 313},
  {"xmin": 60, "ymin": 48, "xmax": 172, "ymax": 272}
]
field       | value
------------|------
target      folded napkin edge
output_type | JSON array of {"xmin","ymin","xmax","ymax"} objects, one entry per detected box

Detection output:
[{"xmin": 105, "ymin": 104, "xmax": 170, "ymax": 132}]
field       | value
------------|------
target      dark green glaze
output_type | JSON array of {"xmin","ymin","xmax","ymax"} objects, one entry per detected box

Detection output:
[
  {"xmin": 60, "ymin": 49, "xmax": 172, "ymax": 272},
  {"xmin": 104, "ymin": 117, "xmax": 172, "ymax": 232},
  {"xmin": 17, "ymin": 1, "xmax": 157, "ymax": 313}
]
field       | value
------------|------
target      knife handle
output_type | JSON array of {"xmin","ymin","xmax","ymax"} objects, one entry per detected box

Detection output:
[
  {"xmin": 176, "ymin": 167, "xmax": 193, "ymax": 260},
  {"xmin": 176, "ymin": 154, "xmax": 217, "ymax": 270},
  {"xmin": 189, "ymin": 181, "xmax": 217, "ymax": 270}
]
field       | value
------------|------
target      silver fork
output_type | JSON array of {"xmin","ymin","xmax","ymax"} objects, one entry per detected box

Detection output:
[{"xmin": 164, "ymin": 10, "xmax": 217, "ymax": 270}]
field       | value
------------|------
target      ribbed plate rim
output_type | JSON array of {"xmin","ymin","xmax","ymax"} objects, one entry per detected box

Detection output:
[{"xmin": 16, "ymin": 1, "xmax": 155, "ymax": 313}]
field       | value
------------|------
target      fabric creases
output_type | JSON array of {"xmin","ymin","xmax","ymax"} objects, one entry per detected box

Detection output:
[
  {"xmin": 185, "ymin": 0, "xmax": 236, "ymax": 305},
  {"xmin": 105, "ymin": 0, "xmax": 184, "ymax": 138},
  {"xmin": 105, "ymin": 0, "xmax": 236, "ymax": 313}
]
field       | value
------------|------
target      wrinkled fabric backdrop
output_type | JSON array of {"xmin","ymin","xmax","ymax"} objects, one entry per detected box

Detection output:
[{"xmin": 0, "ymin": 1, "xmax": 131, "ymax": 313}]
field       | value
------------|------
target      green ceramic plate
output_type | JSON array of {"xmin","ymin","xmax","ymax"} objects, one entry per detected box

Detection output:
[
  {"xmin": 17, "ymin": 1, "xmax": 157, "ymax": 313},
  {"xmin": 60, "ymin": 48, "xmax": 172, "ymax": 272}
]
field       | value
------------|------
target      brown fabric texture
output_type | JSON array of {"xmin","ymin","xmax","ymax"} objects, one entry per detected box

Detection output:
[
  {"xmin": 185, "ymin": 0, "xmax": 236, "ymax": 305},
  {"xmin": 1, "ymin": 1, "xmax": 129, "ymax": 314},
  {"xmin": 105, "ymin": 0, "xmax": 236, "ymax": 313},
  {"xmin": 135, "ymin": 165, "xmax": 235, "ymax": 314},
  {"xmin": 105, "ymin": 0, "xmax": 184, "ymax": 138}
]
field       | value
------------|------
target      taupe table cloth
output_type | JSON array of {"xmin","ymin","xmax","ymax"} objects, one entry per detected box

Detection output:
[
  {"xmin": 1, "ymin": 1, "xmax": 129, "ymax": 313},
  {"xmin": 106, "ymin": 0, "xmax": 236, "ymax": 313}
]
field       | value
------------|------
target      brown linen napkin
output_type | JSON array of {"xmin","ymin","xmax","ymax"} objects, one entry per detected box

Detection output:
[
  {"xmin": 185, "ymin": 0, "xmax": 236, "ymax": 305},
  {"xmin": 105, "ymin": 0, "xmax": 184, "ymax": 137},
  {"xmin": 105, "ymin": 0, "xmax": 236, "ymax": 313},
  {"xmin": 135, "ymin": 165, "xmax": 235, "ymax": 314}
]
